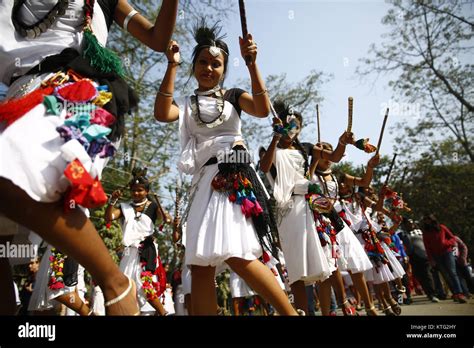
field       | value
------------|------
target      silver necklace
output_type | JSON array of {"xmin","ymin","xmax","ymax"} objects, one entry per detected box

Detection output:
[{"xmin": 191, "ymin": 86, "xmax": 226, "ymax": 128}]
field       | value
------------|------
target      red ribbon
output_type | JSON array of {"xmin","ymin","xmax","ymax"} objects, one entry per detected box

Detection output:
[{"xmin": 63, "ymin": 159, "xmax": 107, "ymax": 211}]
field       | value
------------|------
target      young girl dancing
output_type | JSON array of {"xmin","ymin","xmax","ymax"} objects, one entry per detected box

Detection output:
[{"xmin": 154, "ymin": 21, "xmax": 296, "ymax": 315}]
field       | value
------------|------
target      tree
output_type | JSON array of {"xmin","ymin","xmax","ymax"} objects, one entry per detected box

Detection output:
[{"xmin": 357, "ymin": 0, "xmax": 474, "ymax": 162}]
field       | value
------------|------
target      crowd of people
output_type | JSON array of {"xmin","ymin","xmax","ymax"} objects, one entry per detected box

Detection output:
[{"xmin": 0, "ymin": 0, "xmax": 471, "ymax": 317}]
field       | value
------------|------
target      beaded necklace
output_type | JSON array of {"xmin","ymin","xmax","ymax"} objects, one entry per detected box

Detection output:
[
  {"xmin": 12, "ymin": 0, "xmax": 71, "ymax": 39},
  {"xmin": 11, "ymin": 0, "xmax": 124, "ymax": 76},
  {"xmin": 190, "ymin": 86, "xmax": 226, "ymax": 128}
]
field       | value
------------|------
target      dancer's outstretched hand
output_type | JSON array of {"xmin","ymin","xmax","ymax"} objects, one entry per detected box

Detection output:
[
  {"xmin": 339, "ymin": 131, "xmax": 355, "ymax": 146},
  {"xmin": 111, "ymin": 190, "xmax": 122, "ymax": 200},
  {"xmin": 367, "ymin": 153, "xmax": 380, "ymax": 168},
  {"xmin": 239, "ymin": 33, "xmax": 258, "ymax": 64},
  {"xmin": 166, "ymin": 40, "xmax": 180, "ymax": 64}
]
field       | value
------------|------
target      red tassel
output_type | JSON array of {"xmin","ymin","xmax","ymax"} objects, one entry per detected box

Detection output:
[{"xmin": 0, "ymin": 87, "xmax": 54, "ymax": 127}]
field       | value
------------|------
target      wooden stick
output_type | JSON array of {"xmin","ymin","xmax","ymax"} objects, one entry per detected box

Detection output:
[
  {"xmin": 238, "ymin": 0, "xmax": 251, "ymax": 65},
  {"xmin": 398, "ymin": 166, "xmax": 408, "ymax": 191},
  {"xmin": 316, "ymin": 104, "xmax": 321, "ymax": 143},
  {"xmin": 376, "ymin": 108, "xmax": 389, "ymax": 155},
  {"xmin": 347, "ymin": 97, "xmax": 353, "ymax": 133},
  {"xmin": 385, "ymin": 153, "xmax": 397, "ymax": 186}
]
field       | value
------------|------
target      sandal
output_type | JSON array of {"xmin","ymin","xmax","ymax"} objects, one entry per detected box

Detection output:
[
  {"xmin": 396, "ymin": 285, "xmax": 406, "ymax": 294},
  {"xmin": 104, "ymin": 276, "xmax": 140, "ymax": 316},
  {"xmin": 365, "ymin": 305, "xmax": 378, "ymax": 316},
  {"xmin": 383, "ymin": 305, "xmax": 396, "ymax": 316},
  {"xmin": 340, "ymin": 299, "xmax": 358, "ymax": 316},
  {"xmin": 390, "ymin": 301, "xmax": 402, "ymax": 316},
  {"xmin": 296, "ymin": 309, "xmax": 306, "ymax": 316}
]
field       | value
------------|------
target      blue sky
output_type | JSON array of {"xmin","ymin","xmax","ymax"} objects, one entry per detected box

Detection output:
[{"xmin": 219, "ymin": 0, "xmax": 406, "ymax": 166}]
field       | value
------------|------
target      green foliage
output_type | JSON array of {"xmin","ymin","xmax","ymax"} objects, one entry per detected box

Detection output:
[{"xmin": 357, "ymin": 0, "xmax": 474, "ymax": 162}]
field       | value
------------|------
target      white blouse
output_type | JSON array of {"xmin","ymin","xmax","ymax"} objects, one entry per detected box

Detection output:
[{"xmin": 0, "ymin": 0, "xmax": 109, "ymax": 85}]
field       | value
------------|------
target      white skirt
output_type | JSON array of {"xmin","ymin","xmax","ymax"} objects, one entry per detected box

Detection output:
[
  {"xmin": 184, "ymin": 164, "xmax": 262, "ymax": 267},
  {"xmin": 181, "ymin": 266, "xmax": 192, "ymax": 296},
  {"xmin": 119, "ymin": 243, "xmax": 160, "ymax": 308},
  {"xmin": 28, "ymin": 245, "xmax": 76, "ymax": 312},
  {"xmin": 162, "ymin": 288, "xmax": 176, "ymax": 315},
  {"xmin": 381, "ymin": 242, "xmax": 406, "ymax": 279},
  {"xmin": 0, "ymin": 104, "xmax": 70, "ymax": 203},
  {"xmin": 91, "ymin": 285, "xmax": 105, "ymax": 316},
  {"xmin": 0, "ymin": 92, "xmax": 112, "ymax": 204},
  {"xmin": 336, "ymin": 224, "xmax": 373, "ymax": 273},
  {"xmin": 230, "ymin": 271, "xmax": 255, "ymax": 298},
  {"xmin": 354, "ymin": 234, "xmax": 395, "ymax": 284},
  {"xmin": 278, "ymin": 196, "xmax": 333, "ymax": 285}
]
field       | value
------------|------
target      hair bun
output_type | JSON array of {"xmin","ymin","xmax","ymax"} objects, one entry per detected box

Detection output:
[
  {"xmin": 131, "ymin": 167, "xmax": 147, "ymax": 179},
  {"xmin": 193, "ymin": 19, "xmax": 227, "ymax": 45}
]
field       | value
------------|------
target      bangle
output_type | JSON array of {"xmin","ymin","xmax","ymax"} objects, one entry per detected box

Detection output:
[
  {"xmin": 168, "ymin": 61, "xmax": 182, "ymax": 66},
  {"xmin": 339, "ymin": 139, "xmax": 347, "ymax": 146},
  {"xmin": 123, "ymin": 9, "xmax": 138, "ymax": 32},
  {"xmin": 108, "ymin": 197, "xmax": 118, "ymax": 206},
  {"xmin": 158, "ymin": 90, "xmax": 173, "ymax": 98},
  {"xmin": 252, "ymin": 89, "xmax": 267, "ymax": 96}
]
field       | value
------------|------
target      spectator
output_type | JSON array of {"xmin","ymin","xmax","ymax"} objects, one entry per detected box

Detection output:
[
  {"xmin": 399, "ymin": 219, "xmax": 440, "ymax": 302},
  {"xmin": 421, "ymin": 214, "xmax": 467, "ymax": 303},
  {"xmin": 453, "ymin": 235, "xmax": 474, "ymax": 298}
]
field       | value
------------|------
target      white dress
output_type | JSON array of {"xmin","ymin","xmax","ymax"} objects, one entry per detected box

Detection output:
[
  {"xmin": 175, "ymin": 94, "xmax": 263, "ymax": 268},
  {"xmin": 313, "ymin": 175, "xmax": 372, "ymax": 274},
  {"xmin": 0, "ymin": 0, "xmax": 113, "ymax": 205},
  {"xmin": 118, "ymin": 202, "xmax": 161, "ymax": 308},
  {"xmin": 28, "ymin": 244, "xmax": 77, "ymax": 312},
  {"xmin": 230, "ymin": 270, "xmax": 256, "ymax": 298},
  {"xmin": 272, "ymin": 148, "xmax": 333, "ymax": 285},
  {"xmin": 354, "ymin": 207, "xmax": 395, "ymax": 284}
]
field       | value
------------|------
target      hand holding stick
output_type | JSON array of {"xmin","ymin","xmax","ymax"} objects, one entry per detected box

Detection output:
[{"xmin": 238, "ymin": 0, "xmax": 252, "ymax": 65}]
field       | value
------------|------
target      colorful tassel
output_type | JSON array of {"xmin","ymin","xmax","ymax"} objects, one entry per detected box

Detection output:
[
  {"xmin": 354, "ymin": 138, "xmax": 377, "ymax": 153},
  {"xmin": 0, "ymin": 86, "xmax": 54, "ymax": 127},
  {"xmin": 82, "ymin": 30, "xmax": 124, "ymax": 77}
]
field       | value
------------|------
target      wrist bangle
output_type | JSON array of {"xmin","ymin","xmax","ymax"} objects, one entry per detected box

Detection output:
[
  {"xmin": 252, "ymin": 89, "xmax": 267, "ymax": 96},
  {"xmin": 339, "ymin": 140, "xmax": 347, "ymax": 146},
  {"xmin": 109, "ymin": 197, "xmax": 118, "ymax": 206},
  {"xmin": 158, "ymin": 90, "xmax": 173, "ymax": 98},
  {"xmin": 168, "ymin": 61, "xmax": 182, "ymax": 66}
]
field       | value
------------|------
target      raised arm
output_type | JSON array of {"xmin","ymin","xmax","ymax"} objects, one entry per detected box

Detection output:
[
  {"xmin": 344, "ymin": 154, "xmax": 380, "ymax": 188},
  {"xmin": 237, "ymin": 33, "xmax": 271, "ymax": 118},
  {"xmin": 260, "ymin": 119, "xmax": 282, "ymax": 173},
  {"xmin": 115, "ymin": 0, "xmax": 178, "ymax": 52},
  {"xmin": 105, "ymin": 190, "xmax": 123, "ymax": 224},
  {"xmin": 311, "ymin": 131, "xmax": 355, "ymax": 164},
  {"xmin": 154, "ymin": 41, "xmax": 180, "ymax": 122}
]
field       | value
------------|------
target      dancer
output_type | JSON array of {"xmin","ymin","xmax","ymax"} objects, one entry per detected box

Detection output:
[
  {"xmin": 315, "ymin": 159, "xmax": 383, "ymax": 316},
  {"xmin": 0, "ymin": 0, "xmax": 178, "ymax": 315},
  {"xmin": 309, "ymin": 141, "xmax": 376, "ymax": 316},
  {"xmin": 260, "ymin": 103, "xmax": 356, "ymax": 315},
  {"xmin": 105, "ymin": 168, "xmax": 171, "ymax": 315},
  {"xmin": 154, "ymin": 21, "xmax": 296, "ymax": 315}
]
